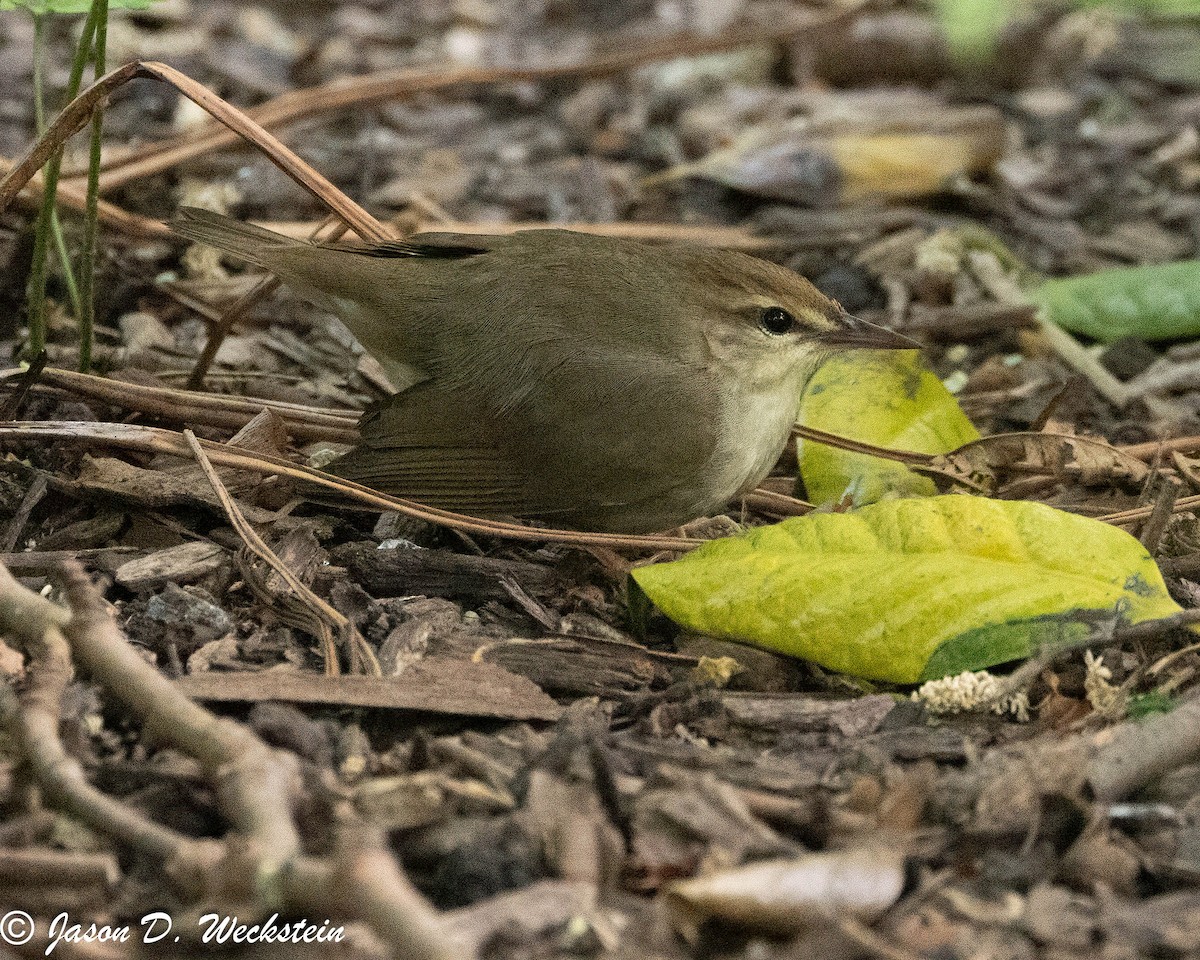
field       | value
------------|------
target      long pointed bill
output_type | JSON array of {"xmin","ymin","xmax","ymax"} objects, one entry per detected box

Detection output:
[{"xmin": 818, "ymin": 314, "xmax": 920, "ymax": 350}]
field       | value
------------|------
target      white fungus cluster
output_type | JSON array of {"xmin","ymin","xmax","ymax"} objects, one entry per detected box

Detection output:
[{"xmin": 912, "ymin": 670, "xmax": 1031, "ymax": 722}]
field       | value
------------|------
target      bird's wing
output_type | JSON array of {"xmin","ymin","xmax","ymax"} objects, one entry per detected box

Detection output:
[
  {"xmin": 331, "ymin": 354, "xmax": 723, "ymax": 529},
  {"xmin": 318, "ymin": 233, "xmax": 492, "ymax": 260},
  {"xmin": 329, "ymin": 381, "xmax": 553, "ymax": 516}
]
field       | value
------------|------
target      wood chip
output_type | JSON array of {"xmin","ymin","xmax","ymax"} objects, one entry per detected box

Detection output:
[
  {"xmin": 72, "ymin": 456, "xmax": 275, "ymax": 522},
  {"xmin": 719, "ymin": 692, "xmax": 896, "ymax": 735},
  {"xmin": 114, "ymin": 541, "xmax": 226, "ymax": 590},
  {"xmin": 331, "ymin": 541, "xmax": 565, "ymax": 602},
  {"xmin": 175, "ymin": 661, "xmax": 562, "ymax": 721}
]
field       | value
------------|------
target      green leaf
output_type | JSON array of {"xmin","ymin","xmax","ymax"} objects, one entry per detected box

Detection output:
[
  {"xmin": 797, "ymin": 350, "xmax": 979, "ymax": 506},
  {"xmin": 631, "ymin": 496, "xmax": 1181, "ymax": 684},
  {"xmin": 932, "ymin": 0, "xmax": 1200, "ymax": 66},
  {"xmin": 932, "ymin": 0, "xmax": 1022, "ymax": 64},
  {"xmin": 1031, "ymin": 260, "xmax": 1200, "ymax": 343},
  {"xmin": 1127, "ymin": 691, "xmax": 1177, "ymax": 719}
]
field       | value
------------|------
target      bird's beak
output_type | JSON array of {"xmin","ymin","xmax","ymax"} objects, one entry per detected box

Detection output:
[{"xmin": 817, "ymin": 314, "xmax": 920, "ymax": 350}]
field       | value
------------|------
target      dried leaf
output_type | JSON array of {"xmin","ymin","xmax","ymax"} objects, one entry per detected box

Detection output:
[
  {"xmin": 926, "ymin": 432, "xmax": 1150, "ymax": 492},
  {"xmin": 655, "ymin": 101, "xmax": 1004, "ymax": 203},
  {"xmin": 665, "ymin": 848, "xmax": 904, "ymax": 936}
]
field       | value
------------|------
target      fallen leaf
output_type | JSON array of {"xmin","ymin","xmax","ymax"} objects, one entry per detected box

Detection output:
[
  {"xmin": 631, "ymin": 496, "xmax": 1180, "ymax": 683},
  {"xmin": 664, "ymin": 848, "xmax": 904, "ymax": 936},
  {"xmin": 798, "ymin": 350, "xmax": 979, "ymax": 506},
  {"xmin": 1031, "ymin": 260, "xmax": 1200, "ymax": 343},
  {"xmin": 926, "ymin": 431, "xmax": 1150, "ymax": 492}
]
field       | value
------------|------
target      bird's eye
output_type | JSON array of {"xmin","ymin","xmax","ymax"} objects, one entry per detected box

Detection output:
[{"xmin": 759, "ymin": 306, "xmax": 796, "ymax": 336}]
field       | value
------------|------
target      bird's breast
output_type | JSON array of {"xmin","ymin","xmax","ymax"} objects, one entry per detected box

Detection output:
[{"xmin": 704, "ymin": 382, "xmax": 801, "ymax": 504}]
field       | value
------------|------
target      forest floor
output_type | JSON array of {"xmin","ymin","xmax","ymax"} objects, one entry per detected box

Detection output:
[{"xmin": 2, "ymin": 2, "xmax": 1200, "ymax": 958}]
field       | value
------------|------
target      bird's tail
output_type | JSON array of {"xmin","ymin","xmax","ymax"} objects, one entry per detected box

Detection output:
[{"xmin": 169, "ymin": 207, "xmax": 300, "ymax": 266}]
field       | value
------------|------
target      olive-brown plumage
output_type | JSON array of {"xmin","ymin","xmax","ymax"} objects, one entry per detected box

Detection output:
[{"xmin": 171, "ymin": 208, "xmax": 912, "ymax": 532}]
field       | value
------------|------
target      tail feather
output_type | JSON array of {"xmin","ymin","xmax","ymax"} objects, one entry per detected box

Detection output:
[{"xmin": 169, "ymin": 207, "xmax": 300, "ymax": 265}]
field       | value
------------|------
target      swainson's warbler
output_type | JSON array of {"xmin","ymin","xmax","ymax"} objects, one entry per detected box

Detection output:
[{"xmin": 172, "ymin": 208, "xmax": 913, "ymax": 532}]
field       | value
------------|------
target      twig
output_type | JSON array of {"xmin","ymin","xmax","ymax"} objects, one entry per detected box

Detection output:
[
  {"xmin": 1120, "ymin": 436, "xmax": 1200, "ymax": 460},
  {"xmin": 184, "ymin": 429, "xmax": 379, "ymax": 676},
  {"xmin": 1, "ymin": 473, "xmax": 47, "ymax": 553},
  {"xmin": 282, "ymin": 844, "xmax": 464, "ymax": 960},
  {"xmin": 965, "ymin": 250, "xmax": 1159, "ymax": 413},
  {"xmin": 0, "ymin": 847, "xmax": 119, "ymax": 888},
  {"xmin": 741, "ymin": 488, "xmax": 813, "ymax": 518},
  {"xmin": 0, "ymin": 155, "xmax": 169, "ymax": 237},
  {"xmin": 793, "ymin": 424, "xmax": 933, "ymax": 467},
  {"xmin": 0, "ymin": 61, "xmax": 389, "ymax": 243},
  {"xmin": 0, "ymin": 562, "xmax": 190, "ymax": 864},
  {"xmin": 64, "ymin": 14, "xmax": 858, "ymax": 192},
  {"xmin": 0, "ymin": 350, "xmax": 48, "ymax": 420},
  {"xmin": 1089, "ymin": 693, "xmax": 1200, "ymax": 802},
  {"xmin": 982, "ymin": 608, "xmax": 1200, "ymax": 710},
  {"xmin": 0, "ymin": 421, "xmax": 699, "ymax": 551},
  {"xmin": 0, "ymin": 367, "xmax": 360, "ymax": 442},
  {"xmin": 1138, "ymin": 478, "xmax": 1181, "ymax": 554},
  {"xmin": 1099, "ymin": 493, "xmax": 1200, "ymax": 526},
  {"xmin": 60, "ymin": 561, "xmax": 462, "ymax": 957}
]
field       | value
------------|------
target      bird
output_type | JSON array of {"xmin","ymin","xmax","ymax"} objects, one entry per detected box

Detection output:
[{"xmin": 171, "ymin": 207, "xmax": 913, "ymax": 532}]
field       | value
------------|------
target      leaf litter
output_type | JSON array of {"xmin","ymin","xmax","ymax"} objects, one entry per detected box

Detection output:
[{"xmin": 2, "ymin": 2, "xmax": 1200, "ymax": 958}]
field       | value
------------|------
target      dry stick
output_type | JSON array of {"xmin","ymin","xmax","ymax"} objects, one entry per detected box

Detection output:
[
  {"xmin": 0, "ymin": 367, "xmax": 360, "ymax": 442},
  {"xmin": 184, "ymin": 429, "xmax": 380, "ymax": 676},
  {"xmin": 0, "ymin": 421, "xmax": 698, "ymax": 552},
  {"xmin": 1139, "ymin": 479, "xmax": 1180, "ymax": 553},
  {"xmin": 966, "ymin": 250, "xmax": 1151, "ymax": 413},
  {"xmin": 69, "ymin": 15, "xmax": 856, "ymax": 191},
  {"xmin": 188, "ymin": 216, "xmax": 350, "ymax": 390},
  {"xmin": 0, "ymin": 562, "xmax": 191, "ymax": 864},
  {"xmin": 1089, "ymin": 692, "xmax": 1200, "ymax": 803},
  {"xmin": 793, "ymin": 424, "xmax": 932, "ymax": 466},
  {"xmin": 741, "ymin": 488, "xmax": 812, "ymax": 518},
  {"xmin": 57, "ymin": 562, "xmax": 303, "ymax": 857},
  {"xmin": 0, "ymin": 350, "xmax": 48, "ymax": 420},
  {"xmin": 0, "ymin": 61, "xmax": 390, "ymax": 244},
  {"xmin": 1121, "ymin": 435, "xmax": 1200, "ymax": 460},
  {"xmin": 54, "ymin": 562, "xmax": 461, "ymax": 960},
  {"xmin": 1, "ymin": 473, "xmax": 48, "ymax": 553},
  {"xmin": 0, "ymin": 847, "xmax": 119, "ymax": 888},
  {"xmin": 283, "ymin": 847, "xmax": 466, "ymax": 960},
  {"xmin": 1099, "ymin": 493, "xmax": 1200, "ymax": 526},
  {"xmin": 0, "ymin": 155, "xmax": 169, "ymax": 238},
  {"xmin": 796, "ymin": 426, "xmax": 1161, "ymax": 495}
]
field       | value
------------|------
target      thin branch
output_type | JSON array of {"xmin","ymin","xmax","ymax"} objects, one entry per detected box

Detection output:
[
  {"xmin": 53, "ymin": 562, "xmax": 460, "ymax": 957},
  {"xmin": 0, "ymin": 562, "xmax": 190, "ymax": 864},
  {"xmin": 0, "ymin": 367, "xmax": 360, "ymax": 442},
  {"xmin": 0, "ymin": 61, "xmax": 389, "ymax": 242},
  {"xmin": 66, "ymin": 13, "xmax": 859, "ymax": 192},
  {"xmin": 0, "ymin": 420, "xmax": 699, "ymax": 551},
  {"xmin": 184, "ymin": 429, "xmax": 380, "ymax": 676}
]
